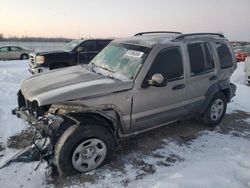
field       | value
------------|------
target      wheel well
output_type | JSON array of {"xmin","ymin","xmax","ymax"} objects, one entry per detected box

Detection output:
[
  {"xmin": 64, "ymin": 112, "xmax": 118, "ymax": 143},
  {"xmin": 221, "ymin": 88, "xmax": 230, "ymax": 102},
  {"xmin": 20, "ymin": 53, "xmax": 28, "ymax": 58}
]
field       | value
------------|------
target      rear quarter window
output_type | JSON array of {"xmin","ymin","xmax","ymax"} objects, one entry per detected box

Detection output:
[{"xmin": 216, "ymin": 42, "xmax": 233, "ymax": 69}]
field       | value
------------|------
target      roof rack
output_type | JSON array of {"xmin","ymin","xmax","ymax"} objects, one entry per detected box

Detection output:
[
  {"xmin": 134, "ymin": 31, "xmax": 182, "ymax": 36},
  {"xmin": 174, "ymin": 33, "xmax": 224, "ymax": 40}
]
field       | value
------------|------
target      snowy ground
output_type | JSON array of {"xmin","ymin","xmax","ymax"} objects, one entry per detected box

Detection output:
[{"xmin": 0, "ymin": 61, "xmax": 250, "ymax": 188}]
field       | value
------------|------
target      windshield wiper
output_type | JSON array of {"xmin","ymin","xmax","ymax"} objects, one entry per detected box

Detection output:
[
  {"xmin": 87, "ymin": 63, "xmax": 116, "ymax": 79},
  {"xmin": 93, "ymin": 64, "xmax": 115, "ymax": 73}
]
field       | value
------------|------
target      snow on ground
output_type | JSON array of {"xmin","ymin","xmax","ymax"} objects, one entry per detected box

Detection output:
[
  {"xmin": 0, "ymin": 60, "xmax": 29, "ymax": 142},
  {"xmin": 125, "ymin": 132, "xmax": 250, "ymax": 188},
  {"xmin": 0, "ymin": 61, "xmax": 250, "ymax": 188},
  {"xmin": 228, "ymin": 62, "xmax": 250, "ymax": 113}
]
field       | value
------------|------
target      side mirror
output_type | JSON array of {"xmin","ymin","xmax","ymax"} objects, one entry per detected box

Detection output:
[
  {"xmin": 76, "ymin": 46, "xmax": 84, "ymax": 52},
  {"xmin": 148, "ymin": 73, "xmax": 166, "ymax": 87}
]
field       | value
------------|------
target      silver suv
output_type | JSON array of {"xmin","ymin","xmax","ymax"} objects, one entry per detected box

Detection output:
[{"xmin": 12, "ymin": 31, "xmax": 236, "ymax": 176}]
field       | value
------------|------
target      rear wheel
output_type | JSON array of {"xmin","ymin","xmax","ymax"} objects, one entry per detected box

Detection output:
[
  {"xmin": 20, "ymin": 54, "xmax": 29, "ymax": 60},
  {"xmin": 202, "ymin": 92, "xmax": 227, "ymax": 127},
  {"xmin": 55, "ymin": 124, "xmax": 115, "ymax": 176}
]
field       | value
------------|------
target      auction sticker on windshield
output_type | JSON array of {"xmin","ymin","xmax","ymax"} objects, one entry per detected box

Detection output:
[{"xmin": 125, "ymin": 50, "xmax": 144, "ymax": 58}]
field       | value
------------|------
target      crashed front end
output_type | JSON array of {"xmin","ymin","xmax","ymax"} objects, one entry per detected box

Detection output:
[
  {"xmin": 12, "ymin": 90, "xmax": 65, "ymax": 137},
  {"xmin": 11, "ymin": 90, "xmax": 66, "ymax": 171}
]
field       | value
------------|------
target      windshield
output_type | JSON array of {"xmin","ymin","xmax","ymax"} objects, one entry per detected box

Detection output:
[
  {"xmin": 63, "ymin": 40, "xmax": 82, "ymax": 52},
  {"xmin": 89, "ymin": 43, "xmax": 150, "ymax": 81}
]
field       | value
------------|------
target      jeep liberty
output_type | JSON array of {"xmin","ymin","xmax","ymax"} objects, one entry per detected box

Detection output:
[{"xmin": 12, "ymin": 31, "xmax": 237, "ymax": 176}]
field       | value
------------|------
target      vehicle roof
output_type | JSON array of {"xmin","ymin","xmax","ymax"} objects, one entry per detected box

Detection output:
[
  {"xmin": 115, "ymin": 33, "xmax": 226, "ymax": 48},
  {"xmin": 77, "ymin": 38, "xmax": 114, "ymax": 42},
  {"xmin": 0, "ymin": 45, "xmax": 26, "ymax": 49},
  {"xmin": 0, "ymin": 45, "xmax": 23, "ymax": 47}
]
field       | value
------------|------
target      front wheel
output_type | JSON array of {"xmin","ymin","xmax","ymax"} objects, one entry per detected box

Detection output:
[
  {"xmin": 54, "ymin": 124, "xmax": 115, "ymax": 176},
  {"xmin": 202, "ymin": 92, "xmax": 227, "ymax": 127}
]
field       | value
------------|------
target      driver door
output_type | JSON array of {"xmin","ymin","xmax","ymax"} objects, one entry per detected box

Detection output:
[{"xmin": 131, "ymin": 47, "xmax": 187, "ymax": 131}]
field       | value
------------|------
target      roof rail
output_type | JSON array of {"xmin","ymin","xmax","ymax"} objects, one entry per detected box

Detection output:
[
  {"xmin": 174, "ymin": 33, "xmax": 225, "ymax": 40},
  {"xmin": 134, "ymin": 31, "xmax": 182, "ymax": 36}
]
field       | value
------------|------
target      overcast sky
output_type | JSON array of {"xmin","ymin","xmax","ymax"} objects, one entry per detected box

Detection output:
[{"xmin": 0, "ymin": 0, "xmax": 249, "ymax": 41}]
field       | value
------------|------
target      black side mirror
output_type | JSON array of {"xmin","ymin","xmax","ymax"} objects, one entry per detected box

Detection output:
[{"xmin": 76, "ymin": 46, "xmax": 84, "ymax": 52}]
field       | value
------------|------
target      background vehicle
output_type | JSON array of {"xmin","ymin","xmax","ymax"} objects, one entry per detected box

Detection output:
[
  {"xmin": 245, "ymin": 56, "xmax": 250, "ymax": 84},
  {"xmin": 13, "ymin": 32, "xmax": 236, "ymax": 176},
  {"xmin": 29, "ymin": 39, "xmax": 112, "ymax": 74},
  {"xmin": 235, "ymin": 45, "xmax": 250, "ymax": 62},
  {"xmin": 0, "ymin": 46, "xmax": 32, "ymax": 60}
]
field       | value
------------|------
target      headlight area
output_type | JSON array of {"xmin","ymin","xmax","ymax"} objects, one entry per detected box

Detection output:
[
  {"xmin": 35, "ymin": 55, "xmax": 45, "ymax": 64},
  {"xmin": 26, "ymin": 100, "xmax": 50, "ymax": 118},
  {"xmin": 35, "ymin": 114, "xmax": 64, "ymax": 138}
]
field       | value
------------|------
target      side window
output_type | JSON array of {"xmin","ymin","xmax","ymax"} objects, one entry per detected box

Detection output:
[
  {"xmin": 204, "ymin": 43, "xmax": 214, "ymax": 71},
  {"xmin": 147, "ymin": 47, "xmax": 183, "ymax": 81},
  {"xmin": 188, "ymin": 43, "xmax": 205, "ymax": 75},
  {"xmin": 0, "ymin": 47, "xmax": 9, "ymax": 52},
  {"xmin": 10, "ymin": 46, "xmax": 21, "ymax": 51},
  {"xmin": 96, "ymin": 40, "xmax": 111, "ymax": 51},
  {"xmin": 216, "ymin": 42, "xmax": 233, "ymax": 69},
  {"xmin": 188, "ymin": 42, "xmax": 215, "ymax": 75},
  {"xmin": 80, "ymin": 40, "xmax": 96, "ymax": 52}
]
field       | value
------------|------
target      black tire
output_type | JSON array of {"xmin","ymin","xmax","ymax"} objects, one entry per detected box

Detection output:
[
  {"xmin": 55, "ymin": 124, "xmax": 115, "ymax": 176},
  {"xmin": 202, "ymin": 92, "xmax": 227, "ymax": 127},
  {"xmin": 20, "ymin": 54, "xmax": 29, "ymax": 60}
]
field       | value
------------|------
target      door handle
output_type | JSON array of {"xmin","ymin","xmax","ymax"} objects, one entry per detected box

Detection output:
[
  {"xmin": 209, "ymin": 75, "xmax": 218, "ymax": 81},
  {"xmin": 172, "ymin": 84, "xmax": 185, "ymax": 90}
]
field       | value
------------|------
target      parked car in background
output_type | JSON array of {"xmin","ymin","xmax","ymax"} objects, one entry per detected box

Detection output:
[
  {"xmin": 0, "ymin": 46, "xmax": 32, "ymax": 60},
  {"xmin": 245, "ymin": 56, "xmax": 250, "ymax": 85},
  {"xmin": 233, "ymin": 46, "xmax": 244, "ymax": 53},
  {"xmin": 235, "ymin": 45, "xmax": 250, "ymax": 62},
  {"xmin": 29, "ymin": 39, "xmax": 112, "ymax": 74}
]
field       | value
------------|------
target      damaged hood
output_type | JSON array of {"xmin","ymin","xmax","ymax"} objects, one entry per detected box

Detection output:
[{"xmin": 21, "ymin": 65, "xmax": 133, "ymax": 106}]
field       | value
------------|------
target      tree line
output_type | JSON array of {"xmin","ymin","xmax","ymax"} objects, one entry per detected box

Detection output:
[{"xmin": 0, "ymin": 33, "xmax": 71, "ymax": 42}]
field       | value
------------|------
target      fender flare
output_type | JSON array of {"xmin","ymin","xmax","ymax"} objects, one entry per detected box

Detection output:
[
  {"xmin": 200, "ymin": 79, "xmax": 232, "ymax": 114},
  {"xmin": 49, "ymin": 103, "xmax": 124, "ymax": 144}
]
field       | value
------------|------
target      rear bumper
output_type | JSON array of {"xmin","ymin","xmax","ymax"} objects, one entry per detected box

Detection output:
[
  {"xmin": 246, "ymin": 75, "xmax": 250, "ymax": 82},
  {"xmin": 229, "ymin": 83, "xmax": 237, "ymax": 101},
  {"xmin": 236, "ymin": 57, "xmax": 246, "ymax": 62}
]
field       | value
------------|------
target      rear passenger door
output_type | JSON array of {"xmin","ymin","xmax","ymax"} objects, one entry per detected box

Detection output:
[{"xmin": 186, "ymin": 42, "xmax": 217, "ymax": 111}]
